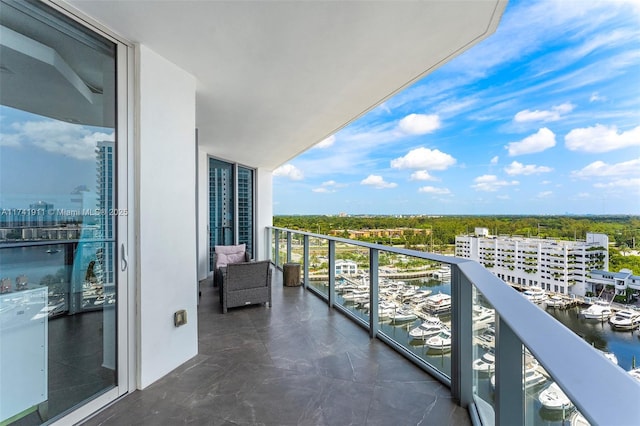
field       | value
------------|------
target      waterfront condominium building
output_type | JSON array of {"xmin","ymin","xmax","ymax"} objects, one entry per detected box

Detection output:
[{"xmin": 455, "ymin": 227, "xmax": 609, "ymax": 296}]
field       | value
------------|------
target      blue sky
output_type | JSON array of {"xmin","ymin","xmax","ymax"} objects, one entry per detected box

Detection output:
[{"xmin": 273, "ymin": 0, "xmax": 640, "ymax": 216}]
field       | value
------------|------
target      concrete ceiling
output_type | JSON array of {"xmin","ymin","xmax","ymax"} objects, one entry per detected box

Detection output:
[{"xmin": 62, "ymin": 0, "xmax": 507, "ymax": 170}]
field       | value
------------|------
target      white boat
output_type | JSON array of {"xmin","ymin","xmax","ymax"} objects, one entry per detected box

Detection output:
[
  {"xmin": 472, "ymin": 351, "xmax": 495, "ymax": 374},
  {"xmin": 599, "ymin": 349, "xmax": 618, "ymax": 365},
  {"xmin": 424, "ymin": 329, "xmax": 452, "ymax": 352},
  {"xmin": 580, "ymin": 299, "xmax": 613, "ymax": 320},
  {"xmin": 409, "ymin": 316, "xmax": 447, "ymax": 340},
  {"xmin": 538, "ymin": 382, "xmax": 574, "ymax": 411},
  {"xmin": 389, "ymin": 308, "xmax": 417, "ymax": 323},
  {"xmin": 545, "ymin": 295, "xmax": 566, "ymax": 308},
  {"xmin": 608, "ymin": 309, "xmax": 640, "ymax": 330},
  {"xmin": 628, "ymin": 368, "xmax": 640, "ymax": 383},
  {"xmin": 472, "ymin": 305, "xmax": 495, "ymax": 327},
  {"xmin": 422, "ymin": 293, "xmax": 452, "ymax": 314},
  {"xmin": 522, "ymin": 287, "xmax": 548, "ymax": 304},
  {"xmin": 490, "ymin": 367, "xmax": 547, "ymax": 390},
  {"xmin": 433, "ymin": 266, "xmax": 451, "ymax": 280},
  {"xmin": 570, "ymin": 411, "xmax": 590, "ymax": 426}
]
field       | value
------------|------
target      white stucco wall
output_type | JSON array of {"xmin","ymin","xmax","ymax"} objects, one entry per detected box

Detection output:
[
  {"xmin": 197, "ymin": 149, "xmax": 210, "ymax": 280},
  {"xmin": 136, "ymin": 45, "xmax": 198, "ymax": 388}
]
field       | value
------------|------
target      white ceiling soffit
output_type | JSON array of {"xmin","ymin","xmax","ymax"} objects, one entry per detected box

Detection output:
[{"xmin": 65, "ymin": 0, "xmax": 507, "ymax": 170}]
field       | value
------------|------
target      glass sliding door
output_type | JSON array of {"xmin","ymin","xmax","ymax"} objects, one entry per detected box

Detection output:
[
  {"xmin": 209, "ymin": 159, "xmax": 254, "ymax": 270},
  {"xmin": 0, "ymin": 0, "xmax": 123, "ymax": 423},
  {"xmin": 237, "ymin": 166, "xmax": 254, "ymax": 255},
  {"xmin": 209, "ymin": 159, "xmax": 234, "ymax": 270}
]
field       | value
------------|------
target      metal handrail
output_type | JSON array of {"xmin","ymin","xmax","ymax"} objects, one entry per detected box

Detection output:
[{"xmin": 268, "ymin": 226, "xmax": 639, "ymax": 425}]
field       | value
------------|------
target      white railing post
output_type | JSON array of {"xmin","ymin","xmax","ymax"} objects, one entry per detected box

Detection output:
[
  {"xmin": 286, "ymin": 231, "xmax": 292, "ymax": 263},
  {"xmin": 451, "ymin": 264, "xmax": 473, "ymax": 408},
  {"xmin": 369, "ymin": 248, "xmax": 379, "ymax": 338},
  {"xmin": 495, "ymin": 315, "xmax": 523, "ymax": 426},
  {"xmin": 328, "ymin": 239, "xmax": 336, "ymax": 308},
  {"xmin": 303, "ymin": 234, "xmax": 309, "ymax": 289},
  {"xmin": 274, "ymin": 228, "xmax": 280, "ymax": 268}
]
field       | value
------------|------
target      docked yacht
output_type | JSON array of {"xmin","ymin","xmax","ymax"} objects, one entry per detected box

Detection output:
[
  {"xmin": 522, "ymin": 287, "xmax": 548, "ymax": 304},
  {"xmin": 608, "ymin": 309, "xmax": 640, "ymax": 330},
  {"xmin": 628, "ymin": 368, "xmax": 640, "ymax": 383},
  {"xmin": 424, "ymin": 329, "xmax": 452, "ymax": 352},
  {"xmin": 538, "ymin": 382, "xmax": 574, "ymax": 411},
  {"xmin": 472, "ymin": 351, "xmax": 495, "ymax": 374},
  {"xmin": 545, "ymin": 295, "xmax": 566, "ymax": 308},
  {"xmin": 490, "ymin": 367, "xmax": 547, "ymax": 390},
  {"xmin": 580, "ymin": 299, "xmax": 613, "ymax": 320},
  {"xmin": 408, "ymin": 316, "xmax": 447, "ymax": 341},
  {"xmin": 472, "ymin": 305, "xmax": 495, "ymax": 329},
  {"xmin": 389, "ymin": 307, "xmax": 417, "ymax": 323},
  {"xmin": 422, "ymin": 293, "xmax": 452, "ymax": 314}
]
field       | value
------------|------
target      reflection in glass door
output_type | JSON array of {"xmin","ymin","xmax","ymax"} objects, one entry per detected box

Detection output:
[
  {"xmin": 0, "ymin": 1, "xmax": 120, "ymax": 423},
  {"xmin": 209, "ymin": 159, "xmax": 254, "ymax": 269}
]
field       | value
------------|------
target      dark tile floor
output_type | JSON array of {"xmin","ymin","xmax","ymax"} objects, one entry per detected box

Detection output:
[{"xmin": 83, "ymin": 270, "xmax": 470, "ymax": 426}]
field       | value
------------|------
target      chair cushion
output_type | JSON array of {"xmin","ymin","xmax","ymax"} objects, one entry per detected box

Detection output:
[{"xmin": 215, "ymin": 244, "xmax": 246, "ymax": 268}]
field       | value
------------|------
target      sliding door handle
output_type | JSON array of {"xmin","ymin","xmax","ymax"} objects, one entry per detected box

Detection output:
[{"xmin": 121, "ymin": 243, "xmax": 128, "ymax": 271}]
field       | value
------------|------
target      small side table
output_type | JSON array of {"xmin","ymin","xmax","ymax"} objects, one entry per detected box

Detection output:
[{"xmin": 283, "ymin": 263, "xmax": 301, "ymax": 287}]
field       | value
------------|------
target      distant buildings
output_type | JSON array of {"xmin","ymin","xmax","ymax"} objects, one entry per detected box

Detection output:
[
  {"xmin": 335, "ymin": 259, "xmax": 358, "ymax": 276},
  {"xmin": 330, "ymin": 227, "xmax": 430, "ymax": 240},
  {"xmin": 587, "ymin": 269, "xmax": 640, "ymax": 299},
  {"xmin": 455, "ymin": 227, "xmax": 609, "ymax": 296}
]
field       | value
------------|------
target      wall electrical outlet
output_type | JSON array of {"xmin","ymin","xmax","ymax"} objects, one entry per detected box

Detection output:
[{"xmin": 174, "ymin": 310, "xmax": 187, "ymax": 327}]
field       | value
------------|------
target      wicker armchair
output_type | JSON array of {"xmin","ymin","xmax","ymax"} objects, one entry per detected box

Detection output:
[{"xmin": 221, "ymin": 260, "xmax": 272, "ymax": 313}]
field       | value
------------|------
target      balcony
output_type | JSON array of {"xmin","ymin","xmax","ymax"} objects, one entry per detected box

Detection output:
[
  {"xmin": 83, "ymin": 268, "xmax": 469, "ymax": 426},
  {"xmin": 265, "ymin": 227, "xmax": 638, "ymax": 425}
]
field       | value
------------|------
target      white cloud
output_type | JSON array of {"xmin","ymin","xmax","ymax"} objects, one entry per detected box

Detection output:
[
  {"xmin": 312, "ymin": 180, "xmax": 346, "ymax": 193},
  {"xmin": 590, "ymin": 92, "xmax": 606, "ymax": 102},
  {"xmin": 537, "ymin": 191, "xmax": 553, "ymax": 198},
  {"xmin": 3, "ymin": 120, "xmax": 114, "ymax": 160},
  {"xmin": 594, "ymin": 178, "xmax": 640, "ymax": 189},
  {"xmin": 565, "ymin": 124, "xmax": 640, "ymax": 153},
  {"xmin": 361, "ymin": 175, "xmax": 397, "ymax": 189},
  {"xmin": 391, "ymin": 147, "xmax": 456, "ymax": 170},
  {"xmin": 273, "ymin": 164, "xmax": 304, "ymax": 180},
  {"xmin": 472, "ymin": 175, "xmax": 519, "ymax": 192},
  {"xmin": 397, "ymin": 113, "xmax": 441, "ymax": 135},
  {"xmin": 513, "ymin": 102, "xmax": 574, "ymax": 123},
  {"xmin": 490, "ymin": 156, "xmax": 499, "ymax": 165},
  {"xmin": 506, "ymin": 127, "xmax": 556, "ymax": 156},
  {"xmin": 418, "ymin": 186, "xmax": 451, "ymax": 195},
  {"xmin": 572, "ymin": 158, "xmax": 640, "ymax": 178},
  {"xmin": 315, "ymin": 135, "xmax": 336, "ymax": 149},
  {"xmin": 0, "ymin": 133, "xmax": 20, "ymax": 147},
  {"xmin": 410, "ymin": 170, "xmax": 437, "ymax": 181},
  {"xmin": 504, "ymin": 161, "xmax": 553, "ymax": 176}
]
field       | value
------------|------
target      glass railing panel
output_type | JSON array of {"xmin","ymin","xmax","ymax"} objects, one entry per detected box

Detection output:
[
  {"xmin": 0, "ymin": 242, "xmax": 73, "ymax": 319},
  {"xmin": 377, "ymin": 253, "xmax": 453, "ymax": 377},
  {"xmin": 288, "ymin": 232, "xmax": 305, "ymax": 276},
  {"xmin": 520, "ymin": 344, "xmax": 572, "ymax": 426},
  {"xmin": 270, "ymin": 228, "xmax": 277, "ymax": 265},
  {"xmin": 308, "ymin": 237, "xmax": 329, "ymax": 297},
  {"xmin": 471, "ymin": 285, "xmax": 496, "ymax": 424},
  {"xmin": 277, "ymin": 231, "xmax": 288, "ymax": 267},
  {"xmin": 333, "ymin": 242, "xmax": 370, "ymax": 324}
]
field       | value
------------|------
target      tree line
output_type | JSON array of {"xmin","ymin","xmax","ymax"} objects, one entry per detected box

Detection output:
[{"xmin": 274, "ymin": 215, "xmax": 640, "ymax": 272}]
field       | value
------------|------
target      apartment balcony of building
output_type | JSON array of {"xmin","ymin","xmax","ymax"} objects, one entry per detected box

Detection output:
[{"xmin": 1, "ymin": 1, "xmax": 638, "ymax": 425}]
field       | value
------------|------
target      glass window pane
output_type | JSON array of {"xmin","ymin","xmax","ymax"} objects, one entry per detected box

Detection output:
[{"xmin": 0, "ymin": 0, "xmax": 117, "ymax": 423}]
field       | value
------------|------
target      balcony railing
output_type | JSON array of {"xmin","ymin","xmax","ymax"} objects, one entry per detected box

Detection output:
[{"xmin": 267, "ymin": 227, "xmax": 639, "ymax": 426}]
